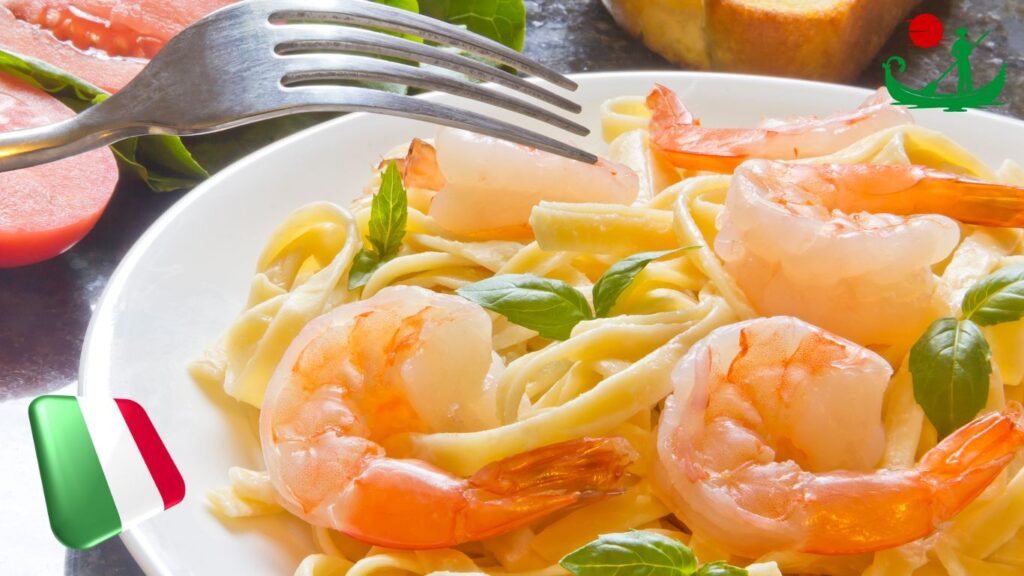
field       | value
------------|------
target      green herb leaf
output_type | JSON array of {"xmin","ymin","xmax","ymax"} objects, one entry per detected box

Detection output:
[
  {"xmin": 348, "ymin": 161, "xmax": 408, "ymax": 290},
  {"xmin": 456, "ymin": 274, "xmax": 592, "ymax": 340},
  {"xmin": 910, "ymin": 317, "xmax": 991, "ymax": 438},
  {"xmin": 110, "ymin": 134, "xmax": 208, "ymax": 192},
  {"xmin": 695, "ymin": 561, "xmax": 748, "ymax": 576},
  {"xmin": 368, "ymin": 161, "xmax": 408, "ymax": 259},
  {"xmin": 347, "ymin": 249, "xmax": 382, "ymax": 290},
  {"xmin": 592, "ymin": 247, "xmax": 698, "ymax": 317},
  {"xmin": 420, "ymin": 0, "xmax": 527, "ymax": 50},
  {"xmin": 0, "ymin": 49, "xmax": 208, "ymax": 192},
  {"xmin": 961, "ymin": 265, "xmax": 1024, "ymax": 326},
  {"xmin": 559, "ymin": 531, "xmax": 698, "ymax": 576}
]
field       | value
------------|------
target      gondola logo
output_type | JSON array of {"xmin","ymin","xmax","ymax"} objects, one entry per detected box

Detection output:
[{"xmin": 884, "ymin": 13, "xmax": 1007, "ymax": 112}]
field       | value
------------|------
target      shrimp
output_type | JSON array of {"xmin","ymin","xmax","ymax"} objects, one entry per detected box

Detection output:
[
  {"xmin": 655, "ymin": 316, "xmax": 1024, "ymax": 557},
  {"xmin": 715, "ymin": 160, "xmax": 1024, "ymax": 347},
  {"xmin": 427, "ymin": 128, "xmax": 639, "ymax": 238},
  {"xmin": 260, "ymin": 285, "xmax": 636, "ymax": 548},
  {"xmin": 379, "ymin": 138, "xmax": 448, "ymax": 191},
  {"xmin": 646, "ymin": 84, "xmax": 913, "ymax": 172}
]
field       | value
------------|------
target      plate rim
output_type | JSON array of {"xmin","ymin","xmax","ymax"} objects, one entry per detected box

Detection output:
[{"xmin": 76, "ymin": 69, "xmax": 1024, "ymax": 575}]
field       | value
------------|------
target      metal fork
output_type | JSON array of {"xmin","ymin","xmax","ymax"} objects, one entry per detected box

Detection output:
[{"xmin": 0, "ymin": 0, "xmax": 598, "ymax": 172}]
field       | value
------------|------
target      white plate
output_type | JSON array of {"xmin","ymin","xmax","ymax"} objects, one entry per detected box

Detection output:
[{"xmin": 80, "ymin": 71, "xmax": 1024, "ymax": 575}]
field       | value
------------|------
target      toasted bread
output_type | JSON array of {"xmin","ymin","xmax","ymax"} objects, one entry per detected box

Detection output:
[{"xmin": 603, "ymin": 0, "xmax": 923, "ymax": 81}]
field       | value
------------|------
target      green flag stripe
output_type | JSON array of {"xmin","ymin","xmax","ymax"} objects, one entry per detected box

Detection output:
[{"xmin": 29, "ymin": 396, "xmax": 122, "ymax": 549}]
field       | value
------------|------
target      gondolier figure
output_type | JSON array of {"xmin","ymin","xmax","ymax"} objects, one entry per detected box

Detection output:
[
  {"xmin": 952, "ymin": 27, "xmax": 975, "ymax": 94},
  {"xmin": 882, "ymin": 26, "xmax": 1005, "ymax": 110}
]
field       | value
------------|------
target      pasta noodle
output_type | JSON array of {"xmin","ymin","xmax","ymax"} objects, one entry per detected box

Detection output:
[{"xmin": 195, "ymin": 91, "xmax": 1024, "ymax": 576}]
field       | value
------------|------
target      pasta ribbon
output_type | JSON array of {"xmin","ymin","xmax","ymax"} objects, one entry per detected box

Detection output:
[
  {"xmin": 401, "ymin": 298, "xmax": 735, "ymax": 476},
  {"xmin": 530, "ymin": 201, "xmax": 677, "ymax": 256},
  {"xmin": 608, "ymin": 128, "xmax": 681, "ymax": 201},
  {"xmin": 195, "ymin": 202, "xmax": 360, "ymax": 407},
  {"xmin": 600, "ymin": 95, "xmax": 651, "ymax": 142}
]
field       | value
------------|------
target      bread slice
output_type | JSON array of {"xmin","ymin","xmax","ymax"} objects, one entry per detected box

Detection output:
[{"xmin": 603, "ymin": 0, "xmax": 923, "ymax": 81}]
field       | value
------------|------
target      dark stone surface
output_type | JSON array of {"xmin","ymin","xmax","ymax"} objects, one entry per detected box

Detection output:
[{"xmin": 0, "ymin": 0, "xmax": 1018, "ymax": 573}]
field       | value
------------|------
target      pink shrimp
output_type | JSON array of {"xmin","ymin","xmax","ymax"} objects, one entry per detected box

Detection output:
[
  {"xmin": 428, "ymin": 128, "xmax": 639, "ymax": 238},
  {"xmin": 715, "ymin": 159, "xmax": 1024, "ymax": 347},
  {"xmin": 646, "ymin": 84, "xmax": 913, "ymax": 172},
  {"xmin": 655, "ymin": 316, "xmax": 1024, "ymax": 557},
  {"xmin": 261, "ymin": 285, "xmax": 635, "ymax": 548}
]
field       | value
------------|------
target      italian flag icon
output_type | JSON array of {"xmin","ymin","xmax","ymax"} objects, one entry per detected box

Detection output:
[{"xmin": 29, "ymin": 395, "xmax": 185, "ymax": 549}]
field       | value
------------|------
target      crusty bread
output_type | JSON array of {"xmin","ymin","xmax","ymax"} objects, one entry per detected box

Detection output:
[{"xmin": 603, "ymin": 0, "xmax": 923, "ymax": 81}]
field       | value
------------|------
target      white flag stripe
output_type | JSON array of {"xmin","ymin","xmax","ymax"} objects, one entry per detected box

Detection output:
[{"xmin": 78, "ymin": 398, "xmax": 165, "ymax": 527}]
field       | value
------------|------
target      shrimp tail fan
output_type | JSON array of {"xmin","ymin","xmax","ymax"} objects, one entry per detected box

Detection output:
[
  {"xmin": 461, "ymin": 437, "xmax": 637, "ymax": 537},
  {"xmin": 471, "ymin": 437, "xmax": 637, "ymax": 497},
  {"xmin": 919, "ymin": 403, "xmax": 1024, "ymax": 520}
]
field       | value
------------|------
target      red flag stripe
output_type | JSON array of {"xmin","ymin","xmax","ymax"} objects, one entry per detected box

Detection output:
[{"xmin": 115, "ymin": 399, "xmax": 185, "ymax": 510}]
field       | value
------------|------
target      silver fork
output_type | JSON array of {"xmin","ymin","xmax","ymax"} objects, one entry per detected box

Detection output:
[{"xmin": 0, "ymin": 0, "xmax": 598, "ymax": 172}]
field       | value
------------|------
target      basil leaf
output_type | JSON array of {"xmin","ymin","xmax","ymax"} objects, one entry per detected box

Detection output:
[
  {"xmin": 0, "ymin": 48, "xmax": 105, "ymax": 109},
  {"xmin": 0, "ymin": 49, "xmax": 208, "ymax": 192},
  {"xmin": 696, "ymin": 561, "xmax": 748, "ymax": 576},
  {"xmin": 560, "ymin": 531, "xmax": 697, "ymax": 576},
  {"xmin": 347, "ymin": 249, "xmax": 382, "ymax": 290},
  {"xmin": 347, "ymin": 160, "xmax": 408, "ymax": 289},
  {"xmin": 910, "ymin": 318, "xmax": 991, "ymax": 438},
  {"xmin": 962, "ymin": 265, "xmax": 1024, "ymax": 326},
  {"xmin": 110, "ymin": 134, "xmax": 209, "ymax": 192},
  {"xmin": 457, "ymin": 274, "xmax": 592, "ymax": 340},
  {"xmin": 420, "ymin": 0, "xmax": 527, "ymax": 50},
  {"xmin": 368, "ymin": 161, "xmax": 408, "ymax": 259},
  {"xmin": 377, "ymin": 0, "xmax": 420, "ymax": 12},
  {"xmin": 592, "ymin": 247, "xmax": 698, "ymax": 317}
]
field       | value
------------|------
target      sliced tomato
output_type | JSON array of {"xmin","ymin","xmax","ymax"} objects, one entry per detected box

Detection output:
[
  {"xmin": 1, "ymin": 0, "xmax": 235, "ymax": 92},
  {"xmin": 0, "ymin": 73, "xmax": 118, "ymax": 267}
]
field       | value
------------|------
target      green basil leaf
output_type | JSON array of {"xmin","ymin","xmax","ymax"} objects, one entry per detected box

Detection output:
[
  {"xmin": 559, "ymin": 531, "xmax": 697, "ymax": 576},
  {"xmin": 456, "ymin": 274, "xmax": 591, "ymax": 340},
  {"xmin": 368, "ymin": 161, "xmax": 408, "ymax": 259},
  {"xmin": 961, "ymin": 265, "xmax": 1024, "ymax": 326},
  {"xmin": 347, "ymin": 249, "xmax": 382, "ymax": 290},
  {"xmin": 695, "ymin": 561, "xmax": 748, "ymax": 576},
  {"xmin": 376, "ymin": 0, "xmax": 420, "ymax": 12},
  {"xmin": 110, "ymin": 134, "xmax": 209, "ymax": 192},
  {"xmin": 909, "ymin": 317, "xmax": 991, "ymax": 438},
  {"xmin": 0, "ymin": 48, "xmax": 208, "ymax": 191},
  {"xmin": 0, "ymin": 48, "xmax": 105, "ymax": 110},
  {"xmin": 420, "ymin": 0, "xmax": 527, "ymax": 50},
  {"xmin": 592, "ymin": 247, "xmax": 698, "ymax": 317},
  {"xmin": 348, "ymin": 160, "xmax": 408, "ymax": 289}
]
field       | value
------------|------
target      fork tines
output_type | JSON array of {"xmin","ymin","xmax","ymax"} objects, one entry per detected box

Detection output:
[{"xmin": 260, "ymin": 0, "xmax": 597, "ymax": 162}]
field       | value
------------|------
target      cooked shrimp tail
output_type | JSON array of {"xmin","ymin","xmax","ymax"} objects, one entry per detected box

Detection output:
[
  {"xmin": 803, "ymin": 405, "xmax": 1024, "ymax": 555},
  {"xmin": 470, "ymin": 436, "xmax": 637, "ymax": 498},
  {"xmin": 819, "ymin": 163, "xmax": 1024, "ymax": 228},
  {"xmin": 646, "ymin": 84, "xmax": 911, "ymax": 172},
  {"xmin": 462, "ymin": 437, "xmax": 637, "ymax": 539},
  {"xmin": 918, "ymin": 405, "xmax": 1024, "ymax": 518}
]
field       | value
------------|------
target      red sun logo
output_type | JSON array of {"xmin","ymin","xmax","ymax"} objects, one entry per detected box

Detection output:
[{"xmin": 909, "ymin": 13, "xmax": 944, "ymax": 48}]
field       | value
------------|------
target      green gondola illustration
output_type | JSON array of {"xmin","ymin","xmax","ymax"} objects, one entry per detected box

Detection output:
[{"xmin": 884, "ymin": 28, "xmax": 1007, "ymax": 112}]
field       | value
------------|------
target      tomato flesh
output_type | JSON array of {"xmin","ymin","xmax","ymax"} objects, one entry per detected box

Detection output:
[
  {"xmin": 33, "ymin": 4, "xmax": 164, "ymax": 59},
  {"xmin": 1, "ymin": 0, "xmax": 236, "ymax": 91},
  {"xmin": 0, "ymin": 73, "xmax": 119, "ymax": 267}
]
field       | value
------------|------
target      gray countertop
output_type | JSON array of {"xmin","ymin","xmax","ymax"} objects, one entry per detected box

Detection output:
[{"xmin": 0, "ymin": 0, "xmax": 1020, "ymax": 573}]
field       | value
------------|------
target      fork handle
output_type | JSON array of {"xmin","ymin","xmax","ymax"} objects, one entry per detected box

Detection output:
[{"xmin": 0, "ymin": 108, "xmax": 145, "ymax": 172}]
